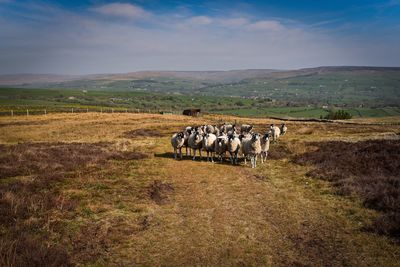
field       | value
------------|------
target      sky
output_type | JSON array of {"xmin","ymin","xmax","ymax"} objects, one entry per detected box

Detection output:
[{"xmin": 0, "ymin": 0, "xmax": 400, "ymax": 74}]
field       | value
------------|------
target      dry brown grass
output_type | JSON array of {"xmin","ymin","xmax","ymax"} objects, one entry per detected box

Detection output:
[
  {"xmin": 293, "ymin": 139, "xmax": 400, "ymax": 239},
  {"xmin": 0, "ymin": 113, "xmax": 399, "ymax": 266}
]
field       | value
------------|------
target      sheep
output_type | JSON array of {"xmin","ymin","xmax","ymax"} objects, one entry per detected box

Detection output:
[
  {"xmin": 220, "ymin": 124, "xmax": 232, "ymax": 134},
  {"xmin": 195, "ymin": 126, "xmax": 204, "ymax": 135},
  {"xmin": 260, "ymin": 133, "xmax": 270, "ymax": 163},
  {"xmin": 270, "ymin": 124, "xmax": 281, "ymax": 143},
  {"xmin": 227, "ymin": 134, "xmax": 241, "ymax": 165},
  {"xmin": 240, "ymin": 124, "xmax": 254, "ymax": 134},
  {"xmin": 183, "ymin": 128, "xmax": 192, "ymax": 156},
  {"xmin": 171, "ymin": 132, "xmax": 185, "ymax": 159},
  {"xmin": 214, "ymin": 134, "xmax": 228, "ymax": 162},
  {"xmin": 280, "ymin": 123, "xmax": 287, "ymax": 136},
  {"xmin": 213, "ymin": 126, "xmax": 220, "ymax": 137},
  {"xmin": 241, "ymin": 133, "xmax": 262, "ymax": 168},
  {"xmin": 188, "ymin": 130, "xmax": 203, "ymax": 160},
  {"xmin": 205, "ymin": 125, "xmax": 215, "ymax": 134},
  {"xmin": 185, "ymin": 126, "xmax": 193, "ymax": 133},
  {"xmin": 202, "ymin": 133, "xmax": 217, "ymax": 162},
  {"xmin": 221, "ymin": 123, "xmax": 238, "ymax": 134}
]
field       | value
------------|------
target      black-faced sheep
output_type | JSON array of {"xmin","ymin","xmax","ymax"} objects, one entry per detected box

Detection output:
[
  {"xmin": 227, "ymin": 134, "xmax": 241, "ymax": 165},
  {"xmin": 241, "ymin": 133, "xmax": 262, "ymax": 168},
  {"xmin": 171, "ymin": 132, "xmax": 185, "ymax": 159},
  {"xmin": 280, "ymin": 123, "xmax": 287, "ymax": 136},
  {"xmin": 214, "ymin": 134, "xmax": 228, "ymax": 162},
  {"xmin": 188, "ymin": 131, "xmax": 203, "ymax": 160},
  {"xmin": 260, "ymin": 133, "xmax": 270, "ymax": 163}
]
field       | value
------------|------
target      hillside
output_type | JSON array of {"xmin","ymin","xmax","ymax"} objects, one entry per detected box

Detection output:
[{"xmin": 1, "ymin": 67, "xmax": 400, "ymax": 107}]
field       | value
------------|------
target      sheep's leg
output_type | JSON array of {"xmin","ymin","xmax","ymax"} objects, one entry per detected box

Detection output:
[
  {"xmin": 174, "ymin": 148, "xmax": 177, "ymax": 159},
  {"xmin": 244, "ymin": 156, "xmax": 247, "ymax": 165},
  {"xmin": 192, "ymin": 149, "xmax": 196, "ymax": 161},
  {"xmin": 261, "ymin": 153, "xmax": 264, "ymax": 164},
  {"xmin": 199, "ymin": 149, "xmax": 203, "ymax": 160},
  {"xmin": 179, "ymin": 148, "xmax": 183, "ymax": 160},
  {"xmin": 229, "ymin": 152, "xmax": 234, "ymax": 164},
  {"xmin": 254, "ymin": 155, "xmax": 257, "ymax": 168}
]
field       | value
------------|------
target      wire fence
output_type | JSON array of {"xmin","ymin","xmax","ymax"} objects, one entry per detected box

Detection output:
[{"xmin": 0, "ymin": 107, "xmax": 181, "ymax": 116}]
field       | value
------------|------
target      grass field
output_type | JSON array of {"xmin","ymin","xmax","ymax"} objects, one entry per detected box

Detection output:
[
  {"xmin": 1, "ymin": 113, "xmax": 399, "ymax": 266},
  {"xmin": 214, "ymin": 106, "xmax": 400, "ymax": 118},
  {"xmin": 1, "ymin": 87, "xmax": 400, "ymax": 118}
]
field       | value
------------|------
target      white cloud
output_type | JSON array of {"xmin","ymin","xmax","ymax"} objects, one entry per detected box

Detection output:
[
  {"xmin": 247, "ymin": 20, "xmax": 284, "ymax": 31},
  {"xmin": 219, "ymin": 18, "xmax": 249, "ymax": 27},
  {"xmin": 92, "ymin": 3, "xmax": 148, "ymax": 19},
  {"xmin": 186, "ymin": 16, "xmax": 212, "ymax": 25}
]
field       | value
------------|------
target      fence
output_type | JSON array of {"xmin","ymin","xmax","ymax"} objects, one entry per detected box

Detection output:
[{"xmin": 0, "ymin": 107, "xmax": 181, "ymax": 116}]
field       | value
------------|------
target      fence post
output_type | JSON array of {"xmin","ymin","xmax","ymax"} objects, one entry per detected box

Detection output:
[
  {"xmin": 26, "ymin": 109, "xmax": 29, "ymax": 116},
  {"xmin": 112, "ymin": 108, "xmax": 114, "ymax": 113},
  {"xmin": 44, "ymin": 109, "xmax": 47, "ymax": 115},
  {"xmin": 71, "ymin": 108, "xmax": 74, "ymax": 113},
  {"xmin": 126, "ymin": 108, "xmax": 128, "ymax": 113},
  {"xmin": 11, "ymin": 110, "xmax": 13, "ymax": 116},
  {"xmin": 101, "ymin": 108, "xmax": 103, "ymax": 113},
  {"xmin": 87, "ymin": 108, "xmax": 89, "ymax": 113}
]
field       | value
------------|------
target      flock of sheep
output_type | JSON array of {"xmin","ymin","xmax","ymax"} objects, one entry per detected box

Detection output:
[{"xmin": 171, "ymin": 123, "xmax": 287, "ymax": 168}]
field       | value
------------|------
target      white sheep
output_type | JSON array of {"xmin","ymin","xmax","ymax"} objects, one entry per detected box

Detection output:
[
  {"xmin": 260, "ymin": 133, "xmax": 270, "ymax": 163},
  {"xmin": 241, "ymin": 133, "xmax": 262, "ymax": 168},
  {"xmin": 188, "ymin": 130, "xmax": 203, "ymax": 160},
  {"xmin": 214, "ymin": 134, "xmax": 228, "ymax": 162},
  {"xmin": 227, "ymin": 134, "xmax": 241, "ymax": 165},
  {"xmin": 171, "ymin": 132, "xmax": 185, "ymax": 159},
  {"xmin": 270, "ymin": 124, "xmax": 281, "ymax": 143},
  {"xmin": 202, "ymin": 133, "xmax": 217, "ymax": 162}
]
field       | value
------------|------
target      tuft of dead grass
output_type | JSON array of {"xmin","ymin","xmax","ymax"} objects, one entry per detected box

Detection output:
[
  {"xmin": 147, "ymin": 180, "xmax": 174, "ymax": 205},
  {"xmin": 293, "ymin": 139, "xmax": 400, "ymax": 239},
  {"xmin": 297, "ymin": 127, "xmax": 314, "ymax": 135},
  {"xmin": 268, "ymin": 142, "xmax": 293, "ymax": 160},
  {"xmin": 123, "ymin": 128, "xmax": 163, "ymax": 139}
]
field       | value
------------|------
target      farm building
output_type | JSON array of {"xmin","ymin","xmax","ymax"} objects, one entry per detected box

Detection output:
[{"xmin": 183, "ymin": 109, "xmax": 201, "ymax": 117}]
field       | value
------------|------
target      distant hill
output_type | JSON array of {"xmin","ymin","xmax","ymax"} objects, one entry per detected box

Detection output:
[
  {"xmin": 0, "ymin": 69, "xmax": 278, "ymax": 86},
  {"xmin": 1, "ymin": 67, "xmax": 400, "ymax": 106}
]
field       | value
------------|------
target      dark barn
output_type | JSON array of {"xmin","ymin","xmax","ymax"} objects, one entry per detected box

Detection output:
[{"xmin": 183, "ymin": 109, "xmax": 201, "ymax": 117}]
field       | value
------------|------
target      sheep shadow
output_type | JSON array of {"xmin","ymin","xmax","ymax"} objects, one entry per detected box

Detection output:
[{"xmin": 154, "ymin": 152, "xmax": 245, "ymax": 166}]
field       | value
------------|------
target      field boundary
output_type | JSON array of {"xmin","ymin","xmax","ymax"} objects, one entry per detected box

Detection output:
[
  {"xmin": 267, "ymin": 116, "xmax": 400, "ymax": 126},
  {"xmin": 0, "ymin": 107, "xmax": 399, "ymax": 126}
]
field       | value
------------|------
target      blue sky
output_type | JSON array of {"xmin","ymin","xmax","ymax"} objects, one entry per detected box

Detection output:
[{"xmin": 0, "ymin": 0, "xmax": 399, "ymax": 74}]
